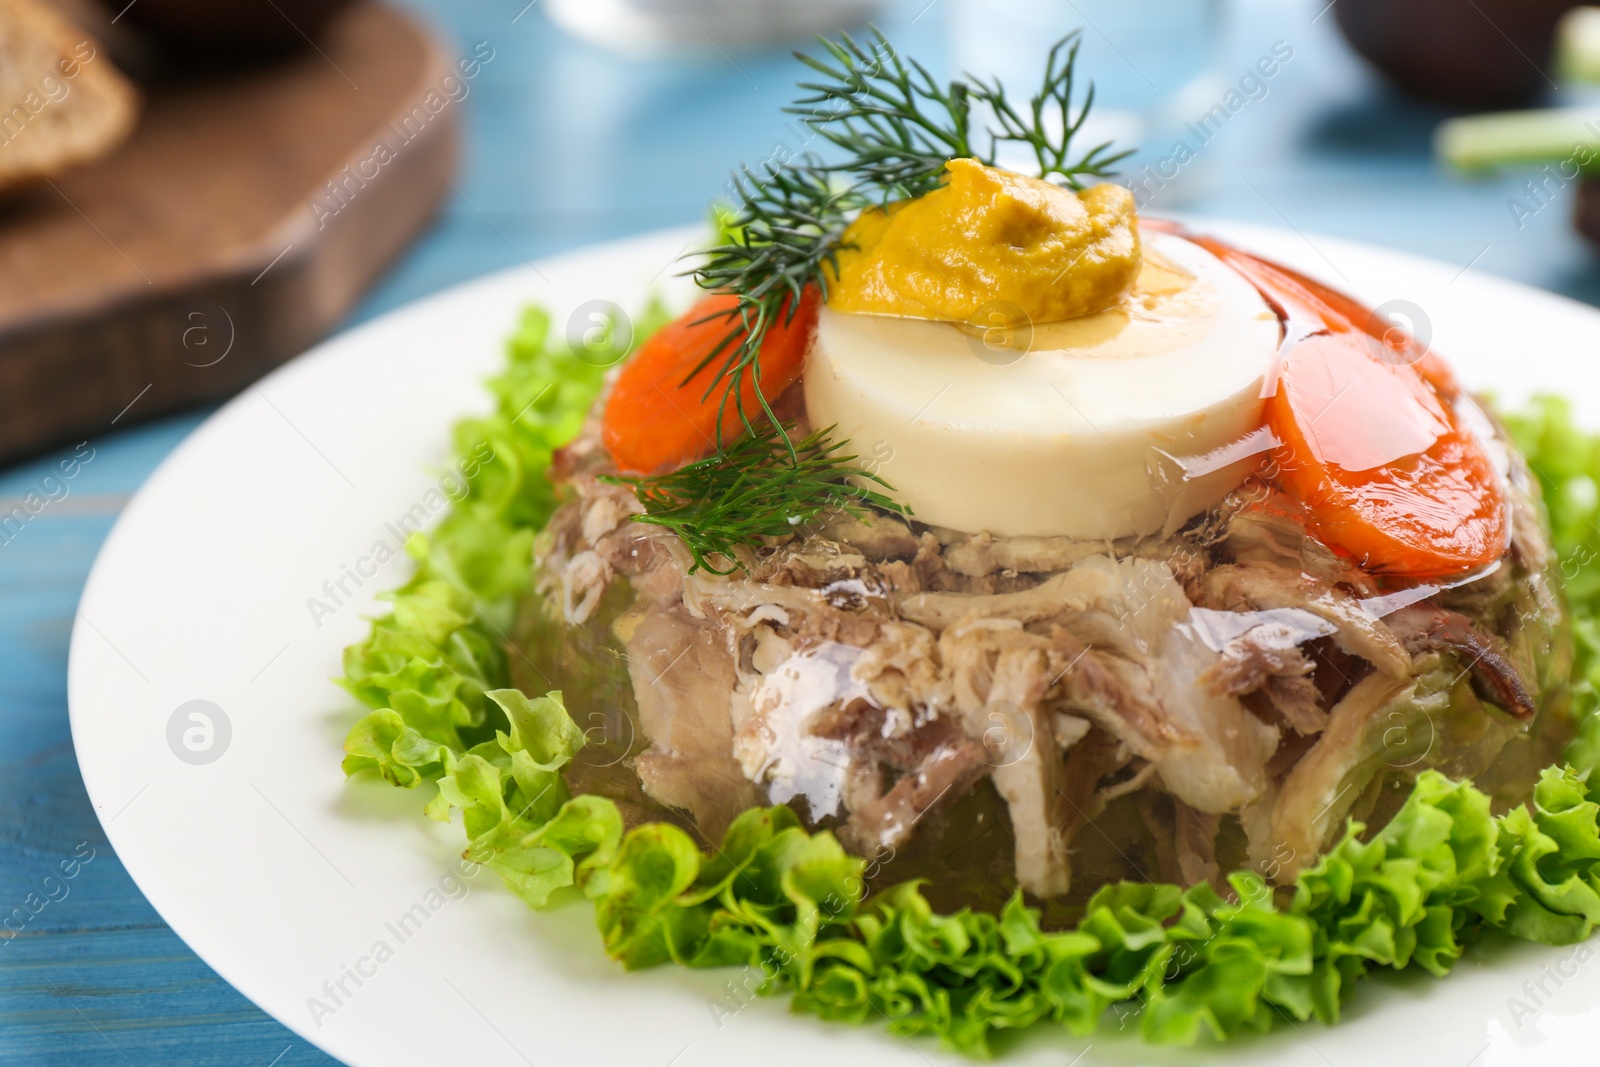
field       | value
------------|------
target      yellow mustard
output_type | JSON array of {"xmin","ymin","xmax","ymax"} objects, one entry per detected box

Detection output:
[{"xmin": 827, "ymin": 158, "xmax": 1142, "ymax": 324}]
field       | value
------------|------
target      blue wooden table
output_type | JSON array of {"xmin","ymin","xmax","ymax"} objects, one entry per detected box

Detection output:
[{"xmin": 4, "ymin": 0, "xmax": 1597, "ymax": 1063}]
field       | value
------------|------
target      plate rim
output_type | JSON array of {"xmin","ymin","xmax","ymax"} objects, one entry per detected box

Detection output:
[{"xmin": 67, "ymin": 220, "xmax": 1600, "ymax": 1067}]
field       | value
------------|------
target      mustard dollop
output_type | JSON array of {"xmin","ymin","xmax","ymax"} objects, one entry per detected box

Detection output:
[{"xmin": 827, "ymin": 158, "xmax": 1142, "ymax": 325}]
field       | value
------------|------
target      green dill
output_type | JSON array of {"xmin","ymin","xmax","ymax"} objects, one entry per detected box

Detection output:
[
  {"xmin": 624, "ymin": 27, "xmax": 1124, "ymax": 570},
  {"xmin": 687, "ymin": 28, "xmax": 1126, "ymax": 445},
  {"xmin": 687, "ymin": 161, "xmax": 857, "ymax": 449},
  {"xmin": 971, "ymin": 35, "xmax": 1133, "ymax": 187},
  {"xmin": 601, "ymin": 423, "xmax": 907, "ymax": 576},
  {"xmin": 790, "ymin": 30, "xmax": 1128, "ymax": 198}
]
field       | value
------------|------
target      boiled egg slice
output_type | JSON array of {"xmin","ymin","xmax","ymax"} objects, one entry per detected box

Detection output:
[{"xmin": 803, "ymin": 230, "xmax": 1283, "ymax": 540}]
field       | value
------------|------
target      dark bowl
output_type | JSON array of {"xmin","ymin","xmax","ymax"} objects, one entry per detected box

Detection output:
[
  {"xmin": 1578, "ymin": 177, "xmax": 1600, "ymax": 249},
  {"xmin": 1334, "ymin": 0, "xmax": 1578, "ymax": 107},
  {"xmin": 108, "ymin": 0, "xmax": 357, "ymax": 57}
]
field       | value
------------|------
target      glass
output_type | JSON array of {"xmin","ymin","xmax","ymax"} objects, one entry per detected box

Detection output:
[{"xmin": 545, "ymin": 0, "xmax": 890, "ymax": 51}]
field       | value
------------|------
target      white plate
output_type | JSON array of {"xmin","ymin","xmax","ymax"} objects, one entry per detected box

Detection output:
[{"xmin": 69, "ymin": 224, "xmax": 1600, "ymax": 1067}]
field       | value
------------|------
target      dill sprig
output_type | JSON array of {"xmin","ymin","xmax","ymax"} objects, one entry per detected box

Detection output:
[
  {"xmin": 788, "ymin": 33, "xmax": 984, "ymax": 198},
  {"xmin": 622, "ymin": 27, "xmax": 1124, "ymax": 570},
  {"xmin": 687, "ymin": 161, "xmax": 859, "ymax": 450},
  {"xmin": 602, "ymin": 423, "xmax": 906, "ymax": 576},
  {"xmin": 688, "ymin": 28, "xmax": 1125, "ymax": 447},
  {"xmin": 785, "ymin": 31, "xmax": 1124, "ymax": 197},
  {"xmin": 972, "ymin": 35, "xmax": 1134, "ymax": 188}
]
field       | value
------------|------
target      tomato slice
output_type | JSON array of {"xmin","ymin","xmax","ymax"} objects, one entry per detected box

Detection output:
[
  {"xmin": 1189, "ymin": 234, "xmax": 1506, "ymax": 579},
  {"xmin": 601, "ymin": 288, "xmax": 819, "ymax": 474}
]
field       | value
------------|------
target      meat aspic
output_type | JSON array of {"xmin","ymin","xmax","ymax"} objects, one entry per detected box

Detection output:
[{"xmin": 526, "ymin": 426, "xmax": 1572, "ymax": 900}]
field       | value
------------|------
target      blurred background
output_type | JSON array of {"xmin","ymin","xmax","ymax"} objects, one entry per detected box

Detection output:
[{"xmin": 4, "ymin": 0, "xmax": 1600, "ymax": 1062}]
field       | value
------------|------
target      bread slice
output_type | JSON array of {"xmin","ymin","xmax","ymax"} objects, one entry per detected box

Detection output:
[{"xmin": 0, "ymin": 0, "xmax": 137, "ymax": 194}]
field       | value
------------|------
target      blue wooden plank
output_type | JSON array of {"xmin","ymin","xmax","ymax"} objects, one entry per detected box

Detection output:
[{"xmin": 5, "ymin": 0, "xmax": 1600, "ymax": 1063}]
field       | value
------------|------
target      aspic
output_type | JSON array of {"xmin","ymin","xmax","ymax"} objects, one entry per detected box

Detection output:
[{"xmin": 341, "ymin": 28, "xmax": 1597, "ymax": 1055}]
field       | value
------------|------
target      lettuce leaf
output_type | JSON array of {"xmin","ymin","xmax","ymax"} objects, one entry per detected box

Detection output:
[
  {"xmin": 339, "ymin": 299, "xmax": 670, "ymax": 757},
  {"xmin": 341, "ymin": 305, "xmax": 1600, "ymax": 1059},
  {"xmin": 339, "ymin": 300, "xmax": 664, "ymax": 901},
  {"xmin": 583, "ymin": 766, "xmax": 1600, "ymax": 1056},
  {"xmin": 1504, "ymin": 395, "xmax": 1600, "ymax": 773}
]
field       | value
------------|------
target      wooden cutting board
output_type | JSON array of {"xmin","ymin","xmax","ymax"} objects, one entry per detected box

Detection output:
[{"xmin": 0, "ymin": 2, "xmax": 458, "ymax": 462}]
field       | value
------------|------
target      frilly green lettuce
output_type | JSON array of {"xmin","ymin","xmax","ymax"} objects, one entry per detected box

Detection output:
[
  {"xmin": 340, "ymin": 307, "xmax": 1600, "ymax": 1058},
  {"xmin": 1505, "ymin": 395, "xmax": 1600, "ymax": 773},
  {"xmin": 581, "ymin": 764, "xmax": 1600, "ymax": 1056},
  {"xmin": 338, "ymin": 303, "xmax": 658, "ymax": 904}
]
